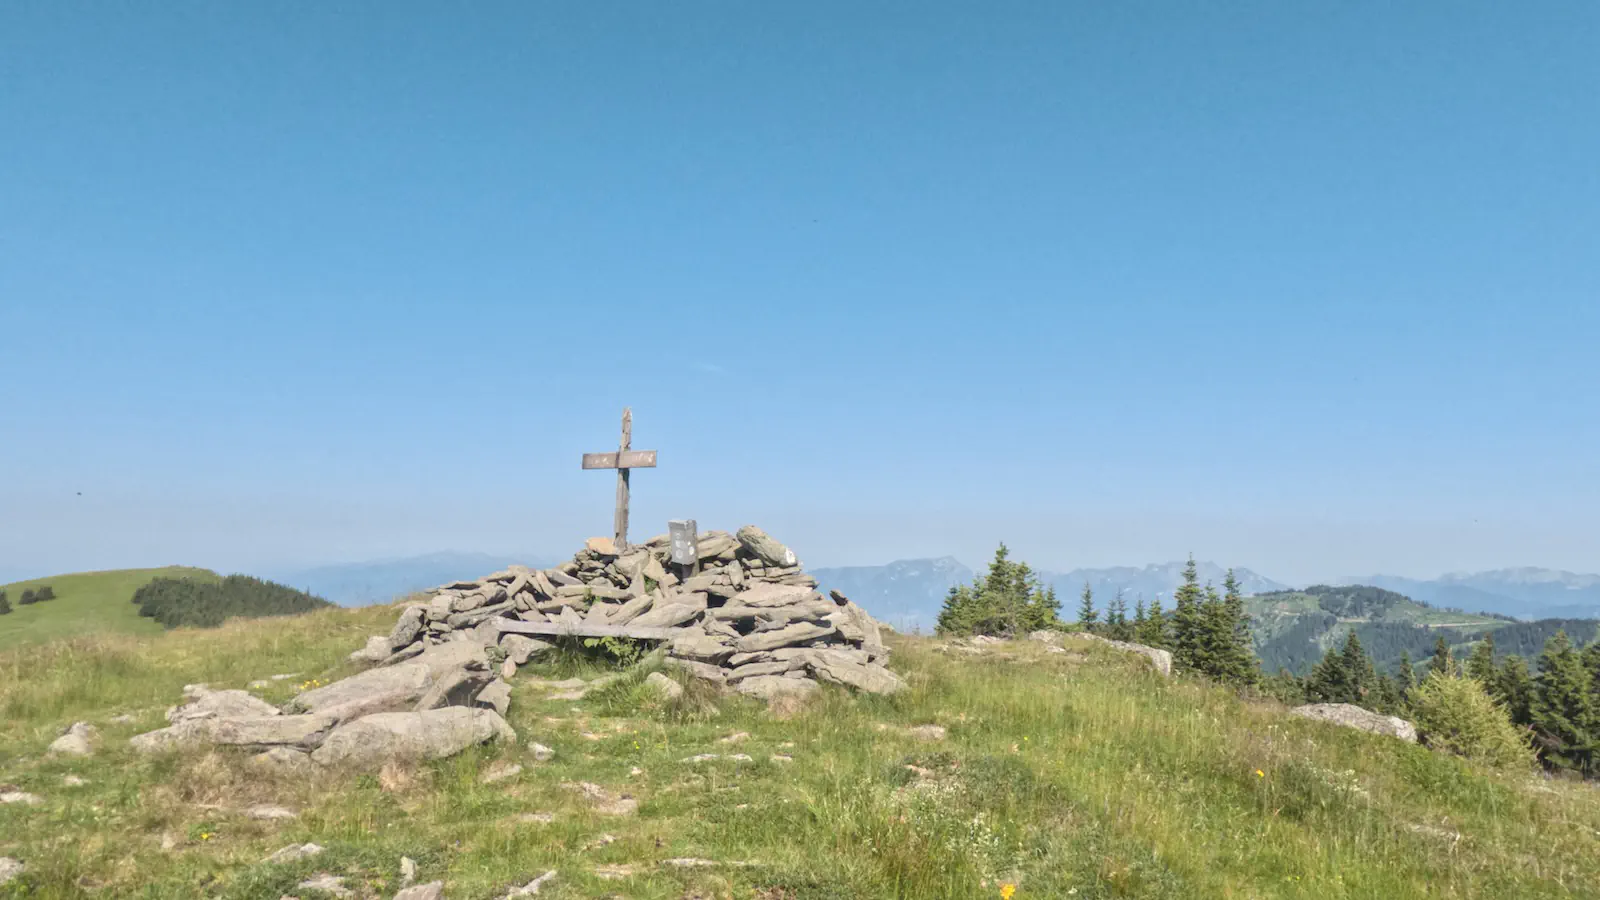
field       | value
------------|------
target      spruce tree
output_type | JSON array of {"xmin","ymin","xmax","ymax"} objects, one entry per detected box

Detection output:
[
  {"xmin": 1496, "ymin": 655, "xmax": 1536, "ymax": 727},
  {"xmin": 1305, "ymin": 632, "xmax": 1374, "ymax": 705},
  {"xmin": 1428, "ymin": 636, "xmax": 1455, "ymax": 677},
  {"xmin": 1139, "ymin": 597, "xmax": 1168, "ymax": 647},
  {"xmin": 1132, "ymin": 597, "xmax": 1146, "ymax": 634},
  {"xmin": 19, "ymin": 588, "xmax": 36, "ymax": 605},
  {"xmin": 0, "ymin": 591, "xmax": 10, "ymax": 616},
  {"xmin": 935, "ymin": 544, "xmax": 1060, "ymax": 637},
  {"xmin": 1396, "ymin": 651, "xmax": 1417, "ymax": 699},
  {"xmin": 1582, "ymin": 639, "xmax": 1600, "ymax": 711},
  {"xmin": 1531, "ymin": 630, "xmax": 1597, "ymax": 775},
  {"xmin": 1218, "ymin": 569, "xmax": 1258, "ymax": 685},
  {"xmin": 1076, "ymin": 583, "xmax": 1098, "ymax": 633},
  {"xmin": 1105, "ymin": 589, "xmax": 1131, "ymax": 641},
  {"xmin": 1170, "ymin": 557, "xmax": 1206, "ymax": 673},
  {"xmin": 1465, "ymin": 633, "xmax": 1497, "ymax": 684}
]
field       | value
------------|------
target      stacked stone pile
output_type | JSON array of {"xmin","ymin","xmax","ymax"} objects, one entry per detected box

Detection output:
[
  {"xmin": 125, "ymin": 525, "xmax": 898, "ymax": 769},
  {"xmin": 372, "ymin": 525, "xmax": 901, "ymax": 700}
]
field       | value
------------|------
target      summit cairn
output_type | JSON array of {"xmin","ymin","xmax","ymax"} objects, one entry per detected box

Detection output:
[{"xmin": 380, "ymin": 524, "xmax": 900, "ymax": 699}]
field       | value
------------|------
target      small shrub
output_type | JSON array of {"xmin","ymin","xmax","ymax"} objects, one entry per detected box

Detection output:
[
  {"xmin": 0, "ymin": 591, "xmax": 10, "ymax": 615},
  {"xmin": 1410, "ymin": 672, "xmax": 1535, "ymax": 771},
  {"xmin": 19, "ymin": 588, "xmax": 37, "ymax": 605},
  {"xmin": 35, "ymin": 585, "xmax": 55, "ymax": 601}
]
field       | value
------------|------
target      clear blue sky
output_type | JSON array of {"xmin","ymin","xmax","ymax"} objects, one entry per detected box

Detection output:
[{"xmin": 3, "ymin": 2, "xmax": 1596, "ymax": 584}]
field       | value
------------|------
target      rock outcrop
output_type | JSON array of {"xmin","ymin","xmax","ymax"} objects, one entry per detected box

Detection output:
[
  {"xmin": 1028, "ymin": 630, "xmax": 1173, "ymax": 677},
  {"xmin": 1290, "ymin": 703, "xmax": 1418, "ymax": 743}
]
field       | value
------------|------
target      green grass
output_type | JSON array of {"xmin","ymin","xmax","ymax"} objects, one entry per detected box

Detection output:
[
  {"xmin": 2, "ymin": 608, "xmax": 1598, "ymax": 898},
  {"xmin": 0, "ymin": 568, "xmax": 220, "ymax": 651}
]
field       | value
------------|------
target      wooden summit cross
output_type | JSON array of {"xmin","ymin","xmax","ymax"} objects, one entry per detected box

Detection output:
[{"xmin": 581, "ymin": 408, "xmax": 657, "ymax": 550}]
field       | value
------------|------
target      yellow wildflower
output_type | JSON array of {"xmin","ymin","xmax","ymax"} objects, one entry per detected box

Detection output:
[
  {"xmin": 1255, "ymin": 769, "xmax": 1265, "ymax": 778},
  {"xmin": 1000, "ymin": 884, "xmax": 1017, "ymax": 899}
]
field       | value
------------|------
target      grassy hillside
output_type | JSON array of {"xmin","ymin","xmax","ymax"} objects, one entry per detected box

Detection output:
[
  {"xmin": 2, "ymin": 608, "xmax": 1597, "ymax": 898},
  {"xmin": 0, "ymin": 567, "xmax": 219, "ymax": 651},
  {"xmin": 1248, "ymin": 585, "xmax": 1509, "ymax": 674}
]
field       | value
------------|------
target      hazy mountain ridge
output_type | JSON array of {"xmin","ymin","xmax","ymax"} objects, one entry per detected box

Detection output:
[
  {"xmin": 1047, "ymin": 562, "xmax": 1292, "ymax": 608},
  {"xmin": 267, "ymin": 552, "xmax": 550, "ymax": 607},
  {"xmin": 811, "ymin": 557, "xmax": 975, "ymax": 631},
  {"xmin": 1336, "ymin": 569, "xmax": 1600, "ymax": 620}
]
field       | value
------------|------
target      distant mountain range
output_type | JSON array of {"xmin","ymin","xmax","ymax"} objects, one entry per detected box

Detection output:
[
  {"xmin": 223, "ymin": 551, "xmax": 1600, "ymax": 627},
  {"xmin": 1335, "ymin": 569, "xmax": 1600, "ymax": 621},
  {"xmin": 812, "ymin": 559, "xmax": 1290, "ymax": 629},
  {"xmin": 810, "ymin": 558, "xmax": 975, "ymax": 630},
  {"xmin": 267, "ymin": 552, "xmax": 550, "ymax": 607}
]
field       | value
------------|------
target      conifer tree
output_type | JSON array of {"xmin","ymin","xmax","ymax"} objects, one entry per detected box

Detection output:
[
  {"xmin": 1105, "ymin": 589, "xmax": 1132, "ymax": 641},
  {"xmin": 19, "ymin": 588, "xmax": 36, "ymax": 606},
  {"xmin": 1138, "ymin": 597, "xmax": 1168, "ymax": 647},
  {"xmin": 1170, "ymin": 557, "xmax": 1206, "ymax": 673},
  {"xmin": 1132, "ymin": 597, "xmax": 1146, "ymax": 633},
  {"xmin": 1305, "ymin": 631, "xmax": 1374, "ymax": 705},
  {"xmin": 1076, "ymin": 583, "xmax": 1098, "ymax": 633},
  {"xmin": 0, "ymin": 591, "xmax": 10, "ymax": 616},
  {"xmin": 1218, "ymin": 570, "xmax": 1258, "ymax": 685},
  {"xmin": 1396, "ymin": 651, "xmax": 1417, "ymax": 699},
  {"xmin": 1496, "ymin": 655, "xmax": 1536, "ymax": 727},
  {"xmin": 1582, "ymin": 639, "xmax": 1600, "ymax": 711},
  {"xmin": 1466, "ymin": 633, "xmax": 1497, "ymax": 684},
  {"xmin": 1531, "ymin": 630, "xmax": 1597, "ymax": 775},
  {"xmin": 935, "ymin": 544, "xmax": 1060, "ymax": 637},
  {"xmin": 1428, "ymin": 636, "xmax": 1455, "ymax": 677}
]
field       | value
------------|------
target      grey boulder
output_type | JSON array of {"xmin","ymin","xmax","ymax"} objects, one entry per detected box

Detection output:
[
  {"xmin": 49, "ymin": 722, "xmax": 97, "ymax": 757},
  {"xmin": 311, "ymin": 707, "xmax": 516, "ymax": 769},
  {"xmin": 1290, "ymin": 703, "xmax": 1418, "ymax": 743},
  {"xmin": 736, "ymin": 525, "xmax": 797, "ymax": 567},
  {"xmin": 168, "ymin": 688, "xmax": 280, "ymax": 724}
]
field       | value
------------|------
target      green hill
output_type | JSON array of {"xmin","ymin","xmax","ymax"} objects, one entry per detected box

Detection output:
[
  {"xmin": 0, "ymin": 567, "xmax": 220, "ymax": 650},
  {"xmin": 1249, "ymin": 585, "xmax": 1510, "ymax": 675},
  {"xmin": 0, "ymin": 609, "xmax": 1595, "ymax": 897}
]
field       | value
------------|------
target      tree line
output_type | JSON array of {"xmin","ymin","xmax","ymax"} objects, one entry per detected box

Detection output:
[
  {"xmin": 131, "ymin": 575, "xmax": 333, "ymax": 629},
  {"xmin": 937, "ymin": 548, "xmax": 1258, "ymax": 688},
  {"xmin": 936, "ymin": 545, "xmax": 1600, "ymax": 779},
  {"xmin": 1272, "ymin": 627, "xmax": 1600, "ymax": 778},
  {"xmin": 0, "ymin": 585, "xmax": 57, "ymax": 615}
]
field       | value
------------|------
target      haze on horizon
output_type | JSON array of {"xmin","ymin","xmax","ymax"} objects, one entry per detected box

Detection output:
[{"xmin": 3, "ymin": 3, "xmax": 1596, "ymax": 587}]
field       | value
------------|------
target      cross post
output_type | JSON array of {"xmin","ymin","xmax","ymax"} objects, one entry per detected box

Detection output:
[{"xmin": 581, "ymin": 408, "xmax": 658, "ymax": 550}]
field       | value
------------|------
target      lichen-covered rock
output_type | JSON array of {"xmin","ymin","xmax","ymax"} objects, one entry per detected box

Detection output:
[
  {"xmin": 736, "ymin": 525, "xmax": 797, "ymax": 567},
  {"xmin": 48, "ymin": 722, "xmax": 97, "ymax": 757},
  {"xmin": 310, "ymin": 707, "xmax": 516, "ymax": 769},
  {"xmin": 167, "ymin": 688, "xmax": 280, "ymax": 724},
  {"xmin": 1050, "ymin": 632, "xmax": 1173, "ymax": 677},
  {"xmin": 736, "ymin": 675, "xmax": 820, "ymax": 701},
  {"xmin": 1290, "ymin": 703, "xmax": 1418, "ymax": 743}
]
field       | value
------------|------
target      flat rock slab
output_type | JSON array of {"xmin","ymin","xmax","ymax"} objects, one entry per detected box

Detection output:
[
  {"xmin": 294, "ymin": 663, "xmax": 432, "ymax": 714},
  {"xmin": 311, "ymin": 707, "xmax": 517, "ymax": 769},
  {"xmin": 393, "ymin": 883, "xmax": 445, "ymax": 900},
  {"xmin": 1290, "ymin": 703, "xmax": 1418, "ymax": 742},
  {"xmin": 168, "ymin": 689, "xmax": 280, "ymax": 724},
  {"xmin": 735, "ymin": 675, "xmax": 820, "ymax": 702},
  {"xmin": 131, "ymin": 714, "xmax": 336, "ymax": 753}
]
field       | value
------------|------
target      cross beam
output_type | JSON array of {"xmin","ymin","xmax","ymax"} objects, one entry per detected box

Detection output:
[{"xmin": 581, "ymin": 408, "xmax": 657, "ymax": 550}]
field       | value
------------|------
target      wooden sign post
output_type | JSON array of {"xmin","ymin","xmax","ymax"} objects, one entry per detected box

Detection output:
[{"xmin": 581, "ymin": 408, "xmax": 657, "ymax": 551}]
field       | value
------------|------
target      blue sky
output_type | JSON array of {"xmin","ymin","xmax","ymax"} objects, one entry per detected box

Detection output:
[{"xmin": 2, "ymin": 2, "xmax": 1596, "ymax": 584}]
